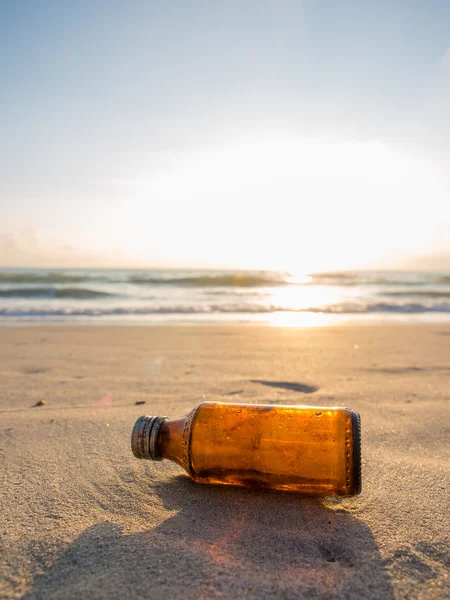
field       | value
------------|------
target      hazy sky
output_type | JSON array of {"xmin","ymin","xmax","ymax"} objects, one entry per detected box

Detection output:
[{"xmin": 1, "ymin": 0, "xmax": 449, "ymax": 271}]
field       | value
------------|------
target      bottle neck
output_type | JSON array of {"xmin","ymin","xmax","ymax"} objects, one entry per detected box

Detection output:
[
  {"xmin": 131, "ymin": 415, "xmax": 188, "ymax": 468},
  {"xmin": 158, "ymin": 417, "xmax": 188, "ymax": 467}
]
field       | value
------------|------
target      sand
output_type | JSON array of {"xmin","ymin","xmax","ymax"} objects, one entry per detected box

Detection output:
[{"xmin": 0, "ymin": 323, "xmax": 449, "ymax": 599}]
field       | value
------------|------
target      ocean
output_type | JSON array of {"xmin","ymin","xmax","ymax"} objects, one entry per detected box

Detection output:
[{"xmin": 1, "ymin": 268, "xmax": 450, "ymax": 324}]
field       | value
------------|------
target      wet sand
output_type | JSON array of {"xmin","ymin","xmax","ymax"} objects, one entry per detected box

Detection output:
[{"xmin": 1, "ymin": 324, "xmax": 449, "ymax": 599}]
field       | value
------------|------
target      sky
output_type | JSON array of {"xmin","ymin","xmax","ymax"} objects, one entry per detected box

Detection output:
[{"xmin": 1, "ymin": 0, "xmax": 449, "ymax": 272}]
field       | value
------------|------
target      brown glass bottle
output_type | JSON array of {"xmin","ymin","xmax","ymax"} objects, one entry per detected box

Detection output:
[{"xmin": 131, "ymin": 402, "xmax": 361, "ymax": 496}]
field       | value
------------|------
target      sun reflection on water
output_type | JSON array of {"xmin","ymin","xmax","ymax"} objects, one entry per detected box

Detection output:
[
  {"xmin": 270, "ymin": 284, "xmax": 341, "ymax": 311},
  {"xmin": 267, "ymin": 285, "xmax": 342, "ymax": 327}
]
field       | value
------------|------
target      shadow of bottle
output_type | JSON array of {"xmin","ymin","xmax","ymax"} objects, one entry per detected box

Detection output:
[{"xmin": 25, "ymin": 476, "xmax": 393, "ymax": 599}]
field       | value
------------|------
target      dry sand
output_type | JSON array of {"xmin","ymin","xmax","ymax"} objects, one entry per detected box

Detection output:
[{"xmin": 0, "ymin": 324, "xmax": 449, "ymax": 599}]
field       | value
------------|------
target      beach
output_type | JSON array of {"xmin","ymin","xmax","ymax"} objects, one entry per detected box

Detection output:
[{"xmin": 1, "ymin": 323, "xmax": 449, "ymax": 599}]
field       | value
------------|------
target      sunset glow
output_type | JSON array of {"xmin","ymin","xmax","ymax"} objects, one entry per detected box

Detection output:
[
  {"xmin": 95, "ymin": 136, "xmax": 446, "ymax": 273},
  {"xmin": 1, "ymin": 2, "xmax": 449, "ymax": 272}
]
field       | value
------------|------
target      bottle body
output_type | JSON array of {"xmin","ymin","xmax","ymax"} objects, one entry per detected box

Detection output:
[{"xmin": 132, "ymin": 402, "xmax": 361, "ymax": 496}]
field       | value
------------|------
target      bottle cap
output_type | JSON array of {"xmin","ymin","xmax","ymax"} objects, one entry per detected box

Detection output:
[{"xmin": 131, "ymin": 415, "xmax": 166, "ymax": 461}]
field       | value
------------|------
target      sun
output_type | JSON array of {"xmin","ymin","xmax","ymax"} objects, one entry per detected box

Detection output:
[{"xmin": 106, "ymin": 134, "xmax": 446, "ymax": 272}]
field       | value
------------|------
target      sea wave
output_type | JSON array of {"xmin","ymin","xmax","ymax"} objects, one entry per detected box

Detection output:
[
  {"xmin": 383, "ymin": 290, "xmax": 450, "ymax": 298},
  {"xmin": 0, "ymin": 271, "xmax": 289, "ymax": 287},
  {"xmin": 130, "ymin": 272, "xmax": 450, "ymax": 287},
  {"xmin": 309, "ymin": 272, "xmax": 450, "ymax": 286},
  {"xmin": 0, "ymin": 287, "xmax": 116, "ymax": 299},
  {"xmin": 1, "ymin": 270, "xmax": 449, "ymax": 288},
  {"xmin": 0, "ymin": 273, "xmax": 87, "ymax": 284},
  {"xmin": 1, "ymin": 301, "xmax": 449, "ymax": 317},
  {"xmin": 129, "ymin": 273, "xmax": 288, "ymax": 287}
]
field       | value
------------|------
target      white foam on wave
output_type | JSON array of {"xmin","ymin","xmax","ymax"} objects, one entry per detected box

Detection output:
[{"xmin": 1, "ymin": 301, "xmax": 450, "ymax": 318}]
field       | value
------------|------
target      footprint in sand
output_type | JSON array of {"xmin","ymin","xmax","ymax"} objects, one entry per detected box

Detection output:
[
  {"xmin": 23, "ymin": 367, "xmax": 50, "ymax": 374},
  {"xmin": 250, "ymin": 380, "xmax": 319, "ymax": 394}
]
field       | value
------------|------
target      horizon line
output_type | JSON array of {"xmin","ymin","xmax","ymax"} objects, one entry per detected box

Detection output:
[{"xmin": 0, "ymin": 265, "xmax": 449, "ymax": 273}]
